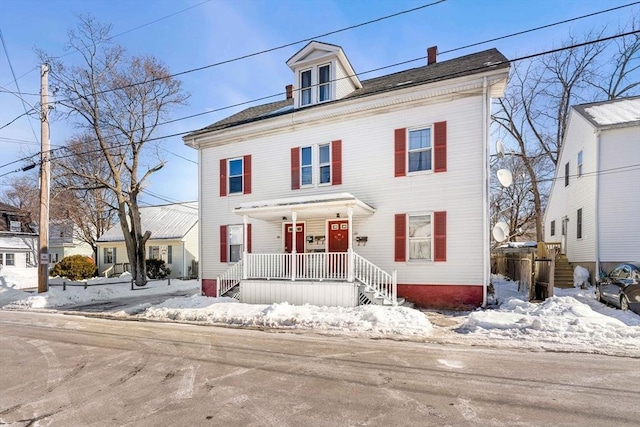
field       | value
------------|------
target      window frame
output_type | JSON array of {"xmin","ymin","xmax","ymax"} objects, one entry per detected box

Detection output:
[
  {"xmin": 577, "ymin": 208, "xmax": 583, "ymax": 239},
  {"xmin": 407, "ymin": 126, "xmax": 433, "ymax": 174},
  {"xmin": 318, "ymin": 143, "xmax": 331, "ymax": 184},
  {"xmin": 577, "ymin": 150, "xmax": 583, "ymax": 177},
  {"xmin": 550, "ymin": 220, "xmax": 556, "ymax": 237},
  {"xmin": 5, "ymin": 253, "xmax": 15, "ymax": 266},
  {"xmin": 300, "ymin": 146, "xmax": 313, "ymax": 186},
  {"xmin": 227, "ymin": 157, "xmax": 244, "ymax": 195},
  {"xmin": 104, "ymin": 247, "xmax": 114, "ymax": 264},
  {"xmin": 318, "ymin": 63, "xmax": 331, "ymax": 103},
  {"xmin": 227, "ymin": 224, "xmax": 244, "ymax": 263},
  {"xmin": 565, "ymin": 162, "xmax": 570, "ymax": 186},
  {"xmin": 407, "ymin": 213, "xmax": 433, "ymax": 262},
  {"xmin": 300, "ymin": 68, "xmax": 312, "ymax": 106}
]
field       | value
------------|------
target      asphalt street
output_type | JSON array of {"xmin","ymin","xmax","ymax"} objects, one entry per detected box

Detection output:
[{"xmin": 1, "ymin": 310, "xmax": 638, "ymax": 426}]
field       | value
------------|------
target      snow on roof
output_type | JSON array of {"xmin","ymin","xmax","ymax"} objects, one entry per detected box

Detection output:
[
  {"xmin": 97, "ymin": 202, "xmax": 198, "ymax": 243},
  {"xmin": 574, "ymin": 96, "xmax": 640, "ymax": 128},
  {"xmin": 0, "ymin": 235, "xmax": 36, "ymax": 251}
]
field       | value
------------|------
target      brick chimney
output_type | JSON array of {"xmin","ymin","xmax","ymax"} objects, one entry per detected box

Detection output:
[
  {"xmin": 285, "ymin": 84, "xmax": 293, "ymax": 100},
  {"xmin": 427, "ymin": 46, "xmax": 438, "ymax": 65}
]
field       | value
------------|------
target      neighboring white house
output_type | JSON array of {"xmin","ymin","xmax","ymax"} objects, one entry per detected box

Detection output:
[
  {"xmin": 184, "ymin": 41, "xmax": 510, "ymax": 309},
  {"xmin": 96, "ymin": 202, "xmax": 199, "ymax": 279},
  {"xmin": 0, "ymin": 202, "xmax": 38, "ymax": 289},
  {"xmin": 544, "ymin": 96, "xmax": 640, "ymax": 281},
  {"xmin": 49, "ymin": 220, "xmax": 94, "ymax": 264}
]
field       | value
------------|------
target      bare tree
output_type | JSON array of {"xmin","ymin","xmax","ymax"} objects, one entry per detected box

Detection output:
[
  {"xmin": 492, "ymin": 22, "xmax": 639, "ymax": 242},
  {"xmin": 38, "ymin": 16, "xmax": 188, "ymax": 286}
]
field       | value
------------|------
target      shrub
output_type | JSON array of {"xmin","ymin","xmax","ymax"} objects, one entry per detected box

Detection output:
[
  {"xmin": 50, "ymin": 255, "xmax": 96, "ymax": 281},
  {"xmin": 146, "ymin": 258, "xmax": 171, "ymax": 279}
]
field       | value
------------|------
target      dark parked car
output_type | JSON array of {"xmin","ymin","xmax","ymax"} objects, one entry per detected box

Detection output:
[{"xmin": 596, "ymin": 263, "xmax": 640, "ymax": 314}]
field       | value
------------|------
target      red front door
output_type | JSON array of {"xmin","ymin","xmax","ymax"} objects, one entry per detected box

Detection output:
[
  {"xmin": 328, "ymin": 220, "xmax": 349, "ymax": 252},
  {"xmin": 284, "ymin": 223, "xmax": 305, "ymax": 253},
  {"xmin": 328, "ymin": 220, "xmax": 348, "ymax": 277}
]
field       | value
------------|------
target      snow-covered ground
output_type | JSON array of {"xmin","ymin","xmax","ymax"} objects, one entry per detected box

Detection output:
[{"xmin": 1, "ymin": 273, "xmax": 638, "ymax": 357}]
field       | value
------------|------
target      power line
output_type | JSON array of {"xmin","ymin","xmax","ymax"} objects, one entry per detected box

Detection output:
[
  {"xmin": 0, "ymin": 29, "xmax": 39, "ymax": 142},
  {"xmin": 51, "ymin": 0, "xmax": 448, "ymax": 105},
  {"xmin": 2, "ymin": 29, "xmax": 637, "ymax": 175},
  {"xmin": 439, "ymin": 1, "xmax": 640, "ymax": 56}
]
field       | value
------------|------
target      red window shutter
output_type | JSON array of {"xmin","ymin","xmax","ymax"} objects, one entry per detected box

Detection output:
[
  {"xmin": 394, "ymin": 128, "xmax": 406, "ymax": 177},
  {"xmin": 291, "ymin": 147, "xmax": 300, "ymax": 190},
  {"xmin": 247, "ymin": 223, "xmax": 252, "ymax": 254},
  {"xmin": 243, "ymin": 155, "xmax": 252, "ymax": 194},
  {"xmin": 434, "ymin": 121, "xmax": 447, "ymax": 173},
  {"xmin": 434, "ymin": 211, "xmax": 447, "ymax": 262},
  {"xmin": 331, "ymin": 140, "xmax": 342, "ymax": 185},
  {"xmin": 219, "ymin": 159, "xmax": 227, "ymax": 197},
  {"xmin": 220, "ymin": 225, "xmax": 228, "ymax": 263},
  {"xmin": 394, "ymin": 214, "xmax": 406, "ymax": 262}
]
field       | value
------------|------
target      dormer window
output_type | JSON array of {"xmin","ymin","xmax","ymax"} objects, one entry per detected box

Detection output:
[
  {"xmin": 301, "ymin": 70, "xmax": 312, "ymax": 106},
  {"xmin": 298, "ymin": 63, "xmax": 332, "ymax": 107},
  {"xmin": 318, "ymin": 64, "xmax": 331, "ymax": 102}
]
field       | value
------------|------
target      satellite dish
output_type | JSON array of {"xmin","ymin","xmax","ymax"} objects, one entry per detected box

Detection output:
[
  {"xmin": 492, "ymin": 222, "xmax": 510, "ymax": 242},
  {"xmin": 496, "ymin": 140, "xmax": 505, "ymax": 158},
  {"xmin": 497, "ymin": 169, "xmax": 513, "ymax": 188}
]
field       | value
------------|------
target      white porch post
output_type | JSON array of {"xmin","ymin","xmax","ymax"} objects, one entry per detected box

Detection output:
[
  {"xmin": 291, "ymin": 211, "xmax": 297, "ymax": 281},
  {"xmin": 347, "ymin": 207, "xmax": 354, "ymax": 282},
  {"xmin": 242, "ymin": 214, "xmax": 248, "ymax": 280}
]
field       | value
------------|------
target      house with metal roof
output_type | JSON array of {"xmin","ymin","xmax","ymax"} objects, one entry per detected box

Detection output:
[
  {"xmin": 544, "ymin": 96, "xmax": 640, "ymax": 282},
  {"xmin": 183, "ymin": 41, "xmax": 510, "ymax": 309},
  {"xmin": 96, "ymin": 202, "xmax": 199, "ymax": 279}
]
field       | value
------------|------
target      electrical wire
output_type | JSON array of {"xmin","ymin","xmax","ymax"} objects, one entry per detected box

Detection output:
[
  {"xmin": 2, "ymin": 29, "xmax": 637, "ymax": 174},
  {"xmin": 0, "ymin": 29, "xmax": 40, "ymax": 141}
]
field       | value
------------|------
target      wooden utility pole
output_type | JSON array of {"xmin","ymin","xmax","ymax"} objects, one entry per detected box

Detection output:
[{"xmin": 38, "ymin": 63, "xmax": 50, "ymax": 293}]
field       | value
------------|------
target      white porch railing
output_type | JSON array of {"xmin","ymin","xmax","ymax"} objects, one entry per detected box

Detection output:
[
  {"xmin": 218, "ymin": 252, "xmax": 397, "ymax": 306},
  {"xmin": 352, "ymin": 252, "xmax": 397, "ymax": 306},
  {"xmin": 102, "ymin": 265, "xmax": 114, "ymax": 278},
  {"xmin": 217, "ymin": 259, "xmax": 243, "ymax": 297}
]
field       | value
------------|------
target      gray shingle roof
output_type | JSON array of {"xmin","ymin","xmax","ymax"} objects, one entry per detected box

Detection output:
[
  {"xmin": 97, "ymin": 202, "xmax": 198, "ymax": 243},
  {"xmin": 186, "ymin": 48, "xmax": 509, "ymax": 137}
]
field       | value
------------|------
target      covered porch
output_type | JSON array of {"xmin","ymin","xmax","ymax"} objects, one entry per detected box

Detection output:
[{"xmin": 217, "ymin": 193, "xmax": 400, "ymax": 307}]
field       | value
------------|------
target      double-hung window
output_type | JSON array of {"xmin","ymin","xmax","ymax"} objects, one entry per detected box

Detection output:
[
  {"xmin": 301, "ymin": 146, "xmax": 313, "ymax": 185},
  {"xmin": 293, "ymin": 141, "xmax": 341, "ymax": 189},
  {"xmin": 104, "ymin": 247, "xmax": 114, "ymax": 264},
  {"xmin": 577, "ymin": 208, "xmax": 583, "ymax": 239},
  {"xmin": 301, "ymin": 70, "xmax": 312, "ymax": 106},
  {"xmin": 577, "ymin": 151, "xmax": 583, "ymax": 177},
  {"xmin": 228, "ymin": 225, "xmax": 244, "ymax": 263},
  {"xmin": 408, "ymin": 128, "xmax": 432, "ymax": 173},
  {"xmin": 408, "ymin": 214, "xmax": 432, "ymax": 261},
  {"xmin": 565, "ymin": 162, "xmax": 570, "ymax": 186},
  {"xmin": 550, "ymin": 220, "xmax": 556, "ymax": 236},
  {"xmin": 298, "ymin": 64, "xmax": 332, "ymax": 107},
  {"xmin": 319, "ymin": 144, "xmax": 331, "ymax": 184},
  {"xmin": 228, "ymin": 158, "xmax": 244, "ymax": 194},
  {"xmin": 318, "ymin": 64, "xmax": 331, "ymax": 102}
]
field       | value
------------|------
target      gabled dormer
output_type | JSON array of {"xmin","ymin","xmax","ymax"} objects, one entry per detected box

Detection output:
[{"xmin": 286, "ymin": 41, "xmax": 362, "ymax": 109}]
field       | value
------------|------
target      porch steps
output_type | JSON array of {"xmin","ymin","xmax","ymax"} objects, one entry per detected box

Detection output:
[
  {"xmin": 554, "ymin": 254, "xmax": 574, "ymax": 289},
  {"xmin": 359, "ymin": 287, "xmax": 405, "ymax": 307}
]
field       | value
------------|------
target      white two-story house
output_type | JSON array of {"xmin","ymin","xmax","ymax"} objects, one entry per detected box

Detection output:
[
  {"xmin": 184, "ymin": 41, "xmax": 509, "ymax": 309},
  {"xmin": 544, "ymin": 96, "xmax": 640, "ymax": 281}
]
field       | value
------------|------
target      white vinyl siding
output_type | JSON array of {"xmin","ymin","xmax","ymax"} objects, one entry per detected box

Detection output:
[{"xmin": 198, "ymin": 94, "xmax": 487, "ymax": 286}]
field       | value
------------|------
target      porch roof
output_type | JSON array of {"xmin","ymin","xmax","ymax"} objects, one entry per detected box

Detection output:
[{"xmin": 234, "ymin": 192, "xmax": 376, "ymax": 221}]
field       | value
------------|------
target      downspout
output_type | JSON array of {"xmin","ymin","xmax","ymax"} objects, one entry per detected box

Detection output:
[
  {"xmin": 196, "ymin": 140, "xmax": 204, "ymax": 294},
  {"xmin": 482, "ymin": 76, "xmax": 490, "ymax": 308},
  {"xmin": 595, "ymin": 130, "xmax": 601, "ymax": 281}
]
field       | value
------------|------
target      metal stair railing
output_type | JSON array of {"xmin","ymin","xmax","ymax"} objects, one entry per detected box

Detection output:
[
  {"xmin": 352, "ymin": 252, "xmax": 397, "ymax": 306},
  {"xmin": 217, "ymin": 260, "xmax": 244, "ymax": 297}
]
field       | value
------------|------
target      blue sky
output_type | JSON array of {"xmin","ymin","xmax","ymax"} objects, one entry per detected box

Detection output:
[{"xmin": 0, "ymin": 0, "xmax": 637, "ymax": 205}]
